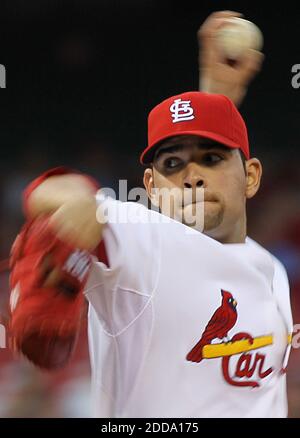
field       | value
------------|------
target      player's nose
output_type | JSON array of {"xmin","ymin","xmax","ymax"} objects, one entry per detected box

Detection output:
[
  {"xmin": 184, "ymin": 178, "xmax": 204, "ymax": 189},
  {"xmin": 183, "ymin": 164, "xmax": 206, "ymax": 189}
]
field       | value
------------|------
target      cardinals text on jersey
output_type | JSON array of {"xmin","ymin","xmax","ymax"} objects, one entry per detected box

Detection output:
[{"xmin": 84, "ymin": 197, "xmax": 293, "ymax": 418}]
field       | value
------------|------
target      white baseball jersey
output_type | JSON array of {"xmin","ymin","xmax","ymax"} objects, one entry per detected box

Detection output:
[{"xmin": 84, "ymin": 196, "xmax": 293, "ymax": 418}]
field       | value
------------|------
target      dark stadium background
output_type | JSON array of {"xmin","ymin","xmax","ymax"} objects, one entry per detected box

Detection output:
[{"xmin": 0, "ymin": 0, "xmax": 299, "ymax": 417}]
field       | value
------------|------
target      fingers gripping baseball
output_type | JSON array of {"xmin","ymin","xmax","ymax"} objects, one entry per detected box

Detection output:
[{"xmin": 198, "ymin": 11, "xmax": 264, "ymax": 106}]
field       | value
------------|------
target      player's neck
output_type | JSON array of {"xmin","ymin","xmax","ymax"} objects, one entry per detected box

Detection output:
[{"xmin": 205, "ymin": 217, "xmax": 247, "ymax": 244}]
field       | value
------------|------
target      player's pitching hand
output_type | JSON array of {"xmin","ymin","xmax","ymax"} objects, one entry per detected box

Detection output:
[{"xmin": 198, "ymin": 11, "xmax": 264, "ymax": 107}]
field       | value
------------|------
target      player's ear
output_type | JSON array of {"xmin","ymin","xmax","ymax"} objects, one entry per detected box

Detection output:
[
  {"xmin": 143, "ymin": 167, "xmax": 159, "ymax": 207},
  {"xmin": 245, "ymin": 158, "xmax": 262, "ymax": 199}
]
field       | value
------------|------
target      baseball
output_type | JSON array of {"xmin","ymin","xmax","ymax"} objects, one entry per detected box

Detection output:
[{"xmin": 215, "ymin": 17, "xmax": 263, "ymax": 60}]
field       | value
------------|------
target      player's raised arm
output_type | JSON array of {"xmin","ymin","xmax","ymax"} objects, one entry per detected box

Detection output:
[
  {"xmin": 9, "ymin": 168, "xmax": 104, "ymax": 369},
  {"xmin": 198, "ymin": 11, "xmax": 264, "ymax": 106}
]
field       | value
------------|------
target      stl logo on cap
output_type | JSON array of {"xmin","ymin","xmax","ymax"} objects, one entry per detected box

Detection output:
[{"xmin": 170, "ymin": 98, "xmax": 195, "ymax": 124}]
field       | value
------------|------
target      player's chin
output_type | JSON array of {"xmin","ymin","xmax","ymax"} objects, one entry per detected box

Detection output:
[
  {"xmin": 179, "ymin": 202, "xmax": 220, "ymax": 231},
  {"xmin": 203, "ymin": 206, "xmax": 224, "ymax": 232}
]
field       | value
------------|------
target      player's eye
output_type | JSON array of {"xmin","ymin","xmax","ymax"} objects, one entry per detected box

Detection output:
[
  {"xmin": 202, "ymin": 153, "xmax": 223, "ymax": 165},
  {"xmin": 163, "ymin": 157, "xmax": 183, "ymax": 170}
]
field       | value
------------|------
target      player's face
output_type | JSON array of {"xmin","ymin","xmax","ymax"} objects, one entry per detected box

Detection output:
[{"xmin": 143, "ymin": 135, "xmax": 262, "ymax": 243}]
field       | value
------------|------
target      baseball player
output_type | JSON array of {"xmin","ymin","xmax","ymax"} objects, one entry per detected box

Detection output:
[{"xmin": 9, "ymin": 12, "xmax": 293, "ymax": 418}]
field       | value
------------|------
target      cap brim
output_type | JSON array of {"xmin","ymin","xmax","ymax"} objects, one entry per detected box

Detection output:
[{"xmin": 140, "ymin": 130, "xmax": 244, "ymax": 165}]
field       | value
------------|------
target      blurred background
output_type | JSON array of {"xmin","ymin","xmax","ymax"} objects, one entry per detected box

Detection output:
[{"xmin": 0, "ymin": 0, "xmax": 299, "ymax": 417}]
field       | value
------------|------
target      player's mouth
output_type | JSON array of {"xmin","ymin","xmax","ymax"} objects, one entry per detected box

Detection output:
[{"xmin": 182, "ymin": 192, "xmax": 219, "ymax": 207}]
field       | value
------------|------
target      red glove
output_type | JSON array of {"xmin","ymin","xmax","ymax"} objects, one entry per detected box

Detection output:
[{"xmin": 9, "ymin": 215, "xmax": 92, "ymax": 369}]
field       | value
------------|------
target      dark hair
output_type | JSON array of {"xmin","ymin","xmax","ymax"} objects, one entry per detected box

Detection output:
[{"xmin": 239, "ymin": 149, "xmax": 247, "ymax": 174}]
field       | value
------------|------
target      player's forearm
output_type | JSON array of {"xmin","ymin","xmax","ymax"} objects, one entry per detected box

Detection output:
[
  {"xmin": 199, "ymin": 76, "xmax": 246, "ymax": 107},
  {"xmin": 49, "ymin": 195, "xmax": 103, "ymax": 252},
  {"xmin": 27, "ymin": 172, "xmax": 97, "ymax": 218},
  {"xmin": 26, "ymin": 169, "xmax": 104, "ymax": 252}
]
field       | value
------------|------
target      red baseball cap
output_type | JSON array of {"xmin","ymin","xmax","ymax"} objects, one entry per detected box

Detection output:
[{"xmin": 140, "ymin": 91, "xmax": 249, "ymax": 164}]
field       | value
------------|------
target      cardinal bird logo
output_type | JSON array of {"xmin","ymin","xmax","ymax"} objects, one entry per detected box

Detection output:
[{"xmin": 186, "ymin": 289, "xmax": 238, "ymax": 363}]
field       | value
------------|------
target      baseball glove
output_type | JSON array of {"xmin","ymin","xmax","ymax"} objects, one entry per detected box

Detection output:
[{"xmin": 9, "ymin": 215, "xmax": 92, "ymax": 369}]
